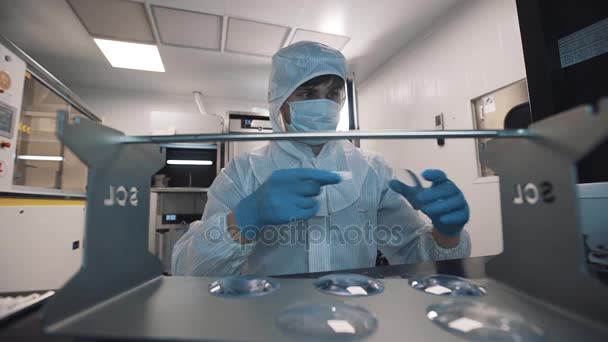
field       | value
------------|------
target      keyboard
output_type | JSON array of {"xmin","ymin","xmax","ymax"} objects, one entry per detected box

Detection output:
[{"xmin": 0, "ymin": 290, "xmax": 54, "ymax": 322}]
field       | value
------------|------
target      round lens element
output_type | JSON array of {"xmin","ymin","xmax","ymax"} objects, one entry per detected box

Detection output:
[
  {"xmin": 276, "ymin": 302, "xmax": 378, "ymax": 341},
  {"xmin": 208, "ymin": 275, "xmax": 279, "ymax": 298},
  {"xmin": 427, "ymin": 301, "xmax": 546, "ymax": 341},
  {"xmin": 314, "ymin": 273, "xmax": 385, "ymax": 297},
  {"xmin": 409, "ymin": 274, "xmax": 487, "ymax": 297}
]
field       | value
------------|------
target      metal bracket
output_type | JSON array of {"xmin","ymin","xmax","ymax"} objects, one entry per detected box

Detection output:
[
  {"xmin": 44, "ymin": 112, "xmax": 165, "ymax": 329},
  {"xmin": 484, "ymin": 98, "xmax": 608, "ymax": 323}
]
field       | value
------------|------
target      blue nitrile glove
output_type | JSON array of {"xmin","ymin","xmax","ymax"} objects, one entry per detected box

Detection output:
[
  {"xmin": 234, "ymin": 168, "xmax": 342, "ymax": 240},
  {"xmin": 389, "ymin": 169, "xmax": 469, "ymax": 237}
]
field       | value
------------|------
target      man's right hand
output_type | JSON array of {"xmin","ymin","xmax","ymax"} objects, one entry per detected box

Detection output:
[{"xmin": 232, "ymin": 168, "xmax": 341, "ymax": 240}]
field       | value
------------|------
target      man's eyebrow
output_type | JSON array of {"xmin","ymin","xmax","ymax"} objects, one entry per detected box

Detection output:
[
  {"xmin": 295, "ymin": 80, "xmax": 344, "ymax": 92},
  {"xmin": 295, "ymin": 84, "xmax": 316, "ymax": 90},
  {"xmin": 328, "ymin": 82, "xmax": 345, "ymax": 91}
]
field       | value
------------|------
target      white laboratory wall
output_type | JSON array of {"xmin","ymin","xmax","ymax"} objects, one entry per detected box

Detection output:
[
  {"xmin": 358, "ymin": 0, "xmax": 526, "ymax": 257},
  {"xmin": 71, "ymin": 87, "xmax": 268, "ymax": 135},
  {"xmin": 0, "ymin": 204, "xmax": 85, "ymax": 292}
]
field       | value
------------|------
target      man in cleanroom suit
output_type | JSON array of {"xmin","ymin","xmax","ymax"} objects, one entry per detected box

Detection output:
[{"xmin": 172, "ymin": 41, "xmax": 471, "ymax": 276}]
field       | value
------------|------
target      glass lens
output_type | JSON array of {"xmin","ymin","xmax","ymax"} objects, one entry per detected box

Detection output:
[
  {"xmin": 314, "ymin": 273, "xmax": 384, "ymax": 297},
  {"xmin": 409, "ymin": 274, "xmax": 487, "ymax": 297},
  {"xmin": 276, "ymin": 302, "xmax": 378, "ymax": 341},
  {"xmin": 427, "ymin": 301, "xmax": 546, "ymax": 341}
]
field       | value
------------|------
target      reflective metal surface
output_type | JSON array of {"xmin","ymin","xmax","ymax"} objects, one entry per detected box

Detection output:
[
  {"xmin": 484, "ymin": 101, "xmax": 608, "ymax": 323},
  {"xmin": 43, "ymin": 112, "xmax": 165, "ymax": 328},
  {"xmin": 409, "ymin": 274, "xmax": 487, "ymax": 297},
  {"xmin": 314, "ymin": 273, "xmax": 384, "ymax": 297},
  {"xmin": 208, "ymin": 275, "xmax": 280, "ymax": 298},
  {"xmin": 122, "ymin": 129, "xmax": 534, "ymax": 144},
  {"xmin": 427, "ymin": 301, "xmax": 546, "ymax": 341},
  {"xmin": 276, "ymin": 302, "xmax": 378, "ymax": 341}
]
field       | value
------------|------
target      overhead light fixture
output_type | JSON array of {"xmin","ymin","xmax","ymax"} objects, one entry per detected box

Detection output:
[
  {"xmin": 167, "ymin": 160, "xmax": 213, "ymax": 166},
  {"xmin": 93, "ymin": 38, "xmax": 165, "ymax": 72},
  {"xmin": 18, "ymin": 155, "xmax": 64, "ymax": 161}
]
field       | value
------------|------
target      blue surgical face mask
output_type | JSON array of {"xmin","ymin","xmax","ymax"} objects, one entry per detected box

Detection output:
[{"xmin": 286, "ymin": 99, "xmax": 342, "ymax": 146}]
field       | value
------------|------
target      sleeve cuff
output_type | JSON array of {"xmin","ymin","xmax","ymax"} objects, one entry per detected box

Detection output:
[{"xmin": 432, "ymin": 228, "xmax": 472, "ymax": 259}]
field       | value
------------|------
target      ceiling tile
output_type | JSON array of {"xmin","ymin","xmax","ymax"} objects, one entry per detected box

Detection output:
[
  {"xmin": 225, "ymin": 17, "xmax": 290, "ymax": 57},
  {"xmin": 68, "ymin": 0, "xmax": 155, "ymax": 43},
  {"xmin": 152, "ymin": 6, "xmax": 222, "ymax": 50},
  {"xmin": 290, "ymin": 29, "xmax": 350, "ymax": 51}
]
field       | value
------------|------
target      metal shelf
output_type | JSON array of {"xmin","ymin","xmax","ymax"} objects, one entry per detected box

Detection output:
[{"xmin": 151, "ymin": 187, "xmax": 209, "ymax": 193}]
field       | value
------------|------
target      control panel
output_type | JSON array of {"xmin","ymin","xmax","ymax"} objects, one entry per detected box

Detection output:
[{"xmin": 0, "ymin": 42, "xmax": 26, "ymax": 190}]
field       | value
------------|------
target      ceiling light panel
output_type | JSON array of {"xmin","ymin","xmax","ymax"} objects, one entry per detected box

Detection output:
[
  {"xmin": 152, "ymin": 6, "xmax": 222, "ymax": 50},
  {"xmin": 167, "ymin": 160, "xmax": 214, "ymax": 166},
  {"xmin": 226, "ymin": 17, "xmax": 289, "ymax": 57},
  {"xmin": 68, "ymin": 0, "xmax": 155, "ymax": 43},
  {"xmin": 291, "ymin": 29, "xmax": 350, "ymax": 51},
  {"xmin": 94, "ymin": 38, "xmax": 165, "ymax": 72},
  {"xmin": 18, "ymin": 155, "xmax": 64, "ymax": 161}
]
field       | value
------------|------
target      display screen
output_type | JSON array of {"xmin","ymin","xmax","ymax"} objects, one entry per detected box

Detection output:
[
  {"xmin": 239, "ymin": 116, "xmax": 271, "ymax": 130},
  {"xmin": 161, "ymin": 213, "xmax": 201, "ymax": 224},
  {"xmin": 0, "ymin": 101, "xmax": 15, "ymax": 138}
]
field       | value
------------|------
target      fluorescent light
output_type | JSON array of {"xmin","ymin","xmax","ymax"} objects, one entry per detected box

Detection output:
[
  {"xmin": 93, "ymin": 38, "xmax": 165, "ymax": 72},
  {"xmin": 18, "ymin": 155, "xmax": 64, "ymax": 161},
  {"xmin": 167, "ymin": 160, "xmax": 213, "ymax": 166}
]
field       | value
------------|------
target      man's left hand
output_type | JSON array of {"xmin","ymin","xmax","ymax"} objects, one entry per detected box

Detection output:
[{"xmin": 389, "ymin": 169, "xmax": 470, "ymax": 237}]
